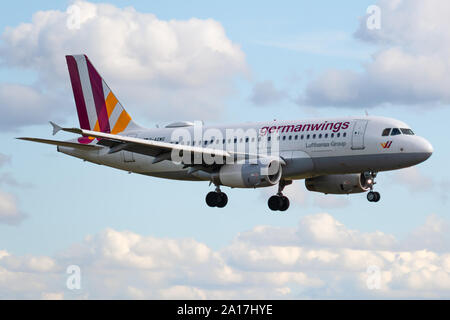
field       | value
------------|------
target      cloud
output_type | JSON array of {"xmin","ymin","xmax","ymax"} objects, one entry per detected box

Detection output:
[
  {"xmin": 2, "ymin": 213, "xmax": 450, "ymax": 298},
  {"xmin": 0, "ymin": 154, "xmax": 11, "ymax": 168},
  {"xmin": 235, "ymin": 213, "xmax": 396, "ymax": 250},
  {"xmin": 299, "ymin": 0, "xmax": 450, "ymax": 108},
  {"xmin": 250, "ymin": 81, "xmax": 287, "ymax": 106},
  {"xmin": 0, "ymin": 84, "xmax": 65, "ymax": 132},
  {"xmin": 392, "ymin": 167, "xmax": 433, "ymax": 193},
  {"xmin": 0, "ymin": 190, "xmax": 27, "ymax": 225},
  {"xmin": 403, "ymin": 215, "xmax": 450, "ymax": 253},
  {"xmin": 0, "ymin": 1, "xmax": 247, "ymax": 128},
  {"xmin": 0, "ymin": 155, "xmax": 28, "ymax": 225}
]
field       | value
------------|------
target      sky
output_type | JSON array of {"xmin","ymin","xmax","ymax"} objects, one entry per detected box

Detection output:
[{"xmin": 0, "ymin": 0, "xmax": 450, "ymax": 299}]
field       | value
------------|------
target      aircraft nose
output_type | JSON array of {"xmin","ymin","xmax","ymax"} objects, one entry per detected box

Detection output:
[{"xmin": 418, "ymin": 137, "xmax": 433, "ymax": 161}]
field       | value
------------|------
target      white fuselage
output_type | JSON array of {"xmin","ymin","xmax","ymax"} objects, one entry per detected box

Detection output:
[{"xmin": 58, "ymin": 115, "xmax": 433, "ymax": 185}]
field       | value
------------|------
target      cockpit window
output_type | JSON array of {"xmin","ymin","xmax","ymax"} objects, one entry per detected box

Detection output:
[
  {"xmin": 382, "ymin": 128, "xmax": 391, "ymax": 136},
  {"xmin": 401, "ymin": 128, "xmax": 414, "ymax": 135},
  {"xmin": 391, "ymin": 128, "xmax": 401, "ymax": 136}
]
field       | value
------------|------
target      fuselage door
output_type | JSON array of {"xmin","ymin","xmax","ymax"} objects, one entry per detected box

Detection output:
[{"xmin": 351, "ymin": 120, "xmax": 368, "ymax": 150}]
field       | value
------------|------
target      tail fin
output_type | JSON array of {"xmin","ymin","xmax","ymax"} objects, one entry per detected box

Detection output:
[{"xmin": 66, "ymin": 55, "xmax": 139, "ymax": 135}]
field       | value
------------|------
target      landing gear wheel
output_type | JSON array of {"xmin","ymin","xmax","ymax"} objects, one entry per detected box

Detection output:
[
  {"xmin": 206, "ymin": 190, "xmax": 228, "ymax": 208},
  {"xmin": 268, "ymin": 180, "xmax": 293, "ymax": 212},
  {"xmin": 367, "ymin": 191, "xmax": 381, "ymax": 203},
  {"xmin": 206, "ymin": 191, "xmax": 219, "ymax": 207},
  {"xmin": 268, "ymin": 195, "xmax": 290, "ymax": 211},
  {"xmin": 279, "ymin": 196, "xmax": 290, "ymax": 212},
  {"xmin": 268, "ymin": 195, "xmax": 283, "ymax": 211},
  {"xmin": 216, "ymin": 193, "xmax": 228, "ymax": 208},
  {"xmin": 373, "ymin": 192, "xmax": 380, "ymax": 202}
]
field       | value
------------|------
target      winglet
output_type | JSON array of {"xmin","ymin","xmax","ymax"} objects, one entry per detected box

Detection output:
[{"xmin": 49, "ymin": 121, "xmax": 62, "ymax": 136}]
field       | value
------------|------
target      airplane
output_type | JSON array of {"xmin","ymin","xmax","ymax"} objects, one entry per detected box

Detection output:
[{"xmin": 18, "ymin": 55, "xmax": 434, "ymax": 211}]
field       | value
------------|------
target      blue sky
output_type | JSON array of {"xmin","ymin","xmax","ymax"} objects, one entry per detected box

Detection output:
[{"xmin": 0, "ymin": 0, "xmax": 449, "ymax": 299}]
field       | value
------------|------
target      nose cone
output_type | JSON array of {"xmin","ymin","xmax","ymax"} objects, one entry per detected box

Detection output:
[{"xmin": 417, "ymin": 137, "xmax": 433, "ymax": 162}]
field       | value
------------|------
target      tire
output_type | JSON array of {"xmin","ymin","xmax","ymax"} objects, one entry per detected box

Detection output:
[
  {"xmin": 374, "ymin": 192, "xmax": 381, "ymax": 202},
  {"xmin": 216, "ymin": 193, "xmax": 228, "ymax": 208},
  {"xmin": 268, "ymin": 195, "xmax": 282, "ymax": 211},
  {"xmin": 279, "ymin": 196, "xmax": 290, "ymax": 212},
  {"xmin": 367, "ymin": 192, "xmax": 376, "ymax": 202},
  {"xmin": 206, "ymin": 192, "xmax": 219, "ymax": 207}
]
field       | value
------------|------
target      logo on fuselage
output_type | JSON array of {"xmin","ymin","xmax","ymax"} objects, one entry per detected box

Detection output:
[{"xmin": 381, "ymin": 141, "xmax": 393, "ymax": 149}]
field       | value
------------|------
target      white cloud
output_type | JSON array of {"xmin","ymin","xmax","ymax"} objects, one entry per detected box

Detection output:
[
  {"xmin": 2, "ymin": 213, "xmax": 450, "ymax": 298},
  {"xmin": 0, "ymin": 190, "xmax": 27, "ymax": 225},
  {"xmin": 41, "ymin": 292, "xmax": 64, "ymax": 300},
  {"xmin": 404, "ymin": 215, "xmax": 450, "ymax": 253},
  {"xmin": 300, "ymin": 0, "xmax": 450, "ymax": 108},
  {"xmin": 0, "ymin": 84, "xmax": 65, "ymax": 131},
  {"xmin": 0, "ymin": 1, "xmax": 247, "ymax": 127}
]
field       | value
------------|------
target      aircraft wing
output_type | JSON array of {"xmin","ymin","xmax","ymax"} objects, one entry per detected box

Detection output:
[
  {"xmin": 62, "ymin": 127, "xmax": 235, "ymax": 165},
  {"xmin": 61, "ymin": 127, "xmax": 285, "ymax": 168}
]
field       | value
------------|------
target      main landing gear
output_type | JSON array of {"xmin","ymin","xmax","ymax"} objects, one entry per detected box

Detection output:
[
  {"xmin": 268, "ymin": 180, "xmax": 292, "ymax": 212},
  {"xmin": 205, "ymin": 186, "xmax": 228, "ymax": 208},
  {"xmin": 365, "ymin": 172, "xmax": 381, "ymax": 203}
]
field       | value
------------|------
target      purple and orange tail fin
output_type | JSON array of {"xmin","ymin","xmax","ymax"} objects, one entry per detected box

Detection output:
[{"xmin": 66, "ymin": 55, "xmax": 139, "ymax": 136}]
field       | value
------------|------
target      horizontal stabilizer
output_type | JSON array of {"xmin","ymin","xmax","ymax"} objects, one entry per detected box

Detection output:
[
  {"xmin": 17, "ymin": 137, "xmax": 101, "ymax": 151},
  {"xmin": 49, "ymin": 121, "xmax": 62, "ymax": 136}
]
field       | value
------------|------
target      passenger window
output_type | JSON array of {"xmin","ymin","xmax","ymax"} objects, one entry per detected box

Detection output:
[
  {"xmin": 382, "ymin": 128, "xmax": 391, "ymax": 136},
  {"xmin": 301, "ymin": 135, "xmax": 304, "ymax": 140},
  {"xmin": 343, "ymin": 132, "xmax": 346, "ymax": 137},
  {"xmin": 331, "ymin": 133, "xmax": 334, "ymax": 138},
  {"xmin": 318, "ymin": 134, "xmax": 322, "ymax": 139},
  {"xmin": 325, "ymin": 134, "xmax": 328, "ymax": 138},
  {"xmin": 289, "ymin": 136, "xmax": 292, "ymax": 140},
  {"xmin": 295, "ymin": 135, "xmax": 298, "ymax": 140},
  {"xmin": 312, "ymin": 134, "xmax": 316, "ymax": 139},
  {"xmin": 245, "ymin": 137, "xmax": 249, "ymax": 143},
  {"xmin": 282, "ymin": 136, "xmax": 286, "ymax": 140},
  {"xmin": 391, "ymin": 128, "xmax": 401, "ymax": 136},
  {"xmin": 268, "ymin": 136, "xmax": 271, "ymax": 142},
  {"xmin": 337, "ymin": 133, "xmax": 340, "ymax": 138},
  {"xmin": 307, "ymin": 135, "xmax": 310, "ymax": 139}
]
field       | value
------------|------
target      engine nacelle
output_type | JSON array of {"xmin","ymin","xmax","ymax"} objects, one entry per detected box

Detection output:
[
  {"xmin": 305, "ymin": 173, "xmax": 374, "ymax": 194},
  {"xmin": 217, "ymin": 158, "xmax": 282, "ymax": 188}
]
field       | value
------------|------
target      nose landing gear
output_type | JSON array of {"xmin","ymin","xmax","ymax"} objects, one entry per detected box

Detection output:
[
  {"xmin": 268, "ymin": 179, "xmax": 292, "ymax": 212},
  {"xmin": 364, "ymin": 172, "xmax": 380, "ymax": 202},
  {"xmin": 367, "ymin": 191, "xmax": 381, "ymax": 202}
]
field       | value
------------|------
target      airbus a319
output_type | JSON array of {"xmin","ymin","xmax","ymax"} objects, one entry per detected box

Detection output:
[{"xmin": 18, "ymin": 55, "xmax": 433, "ymax": 211}]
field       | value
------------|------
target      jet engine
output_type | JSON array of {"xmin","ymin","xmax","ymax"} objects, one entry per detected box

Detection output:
[
  {"xmin": 217, "ymin": 158, "xmax": 282, "ymax": 188},
  {"xmin": 305, "ymin": 173, "xmax": 374, "ymax": 194}
]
